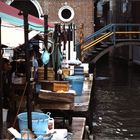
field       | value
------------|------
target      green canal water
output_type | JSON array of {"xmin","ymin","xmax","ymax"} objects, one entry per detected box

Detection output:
[{"xmin": 92, "ymin": 58, "xmax": 140, "ymax": 140}]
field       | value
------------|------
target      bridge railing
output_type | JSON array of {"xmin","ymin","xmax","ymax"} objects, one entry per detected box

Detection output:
[
  {"xmin": 78, "ymin": 23, "xmax": 140, "ymax": 61},
  {"xmin": 76, "ymin": 24, "xmax": 114, "ymax": 59},
  {"xmin": 113, "ymin": 24, "xmax": 140, "ymax": 42}
]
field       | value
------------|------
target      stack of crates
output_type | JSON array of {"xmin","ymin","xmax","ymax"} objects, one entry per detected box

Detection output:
[{"xmin": 38, "ymin": 67, "xmax": 55, "ymax": 81}]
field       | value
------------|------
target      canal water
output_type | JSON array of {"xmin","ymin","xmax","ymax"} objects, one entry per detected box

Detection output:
[{"xmin": 92, "ymin": 57, "xmax": 140, "ymax": 140}]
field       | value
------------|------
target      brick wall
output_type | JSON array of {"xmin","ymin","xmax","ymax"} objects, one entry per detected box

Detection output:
[
  {"xmin": 39, "ymin": 0, "xmax": 94, "ymax": 42},
  {"xmin": 4, "ymin": 0, "xmax": 94, "ymax": 42}
]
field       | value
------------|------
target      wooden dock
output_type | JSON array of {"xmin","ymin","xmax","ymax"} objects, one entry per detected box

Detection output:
[
  {"xmin": 35, "ymin": 78, "xmax": 94, "ymax": 139},
  {"xmin": 72, "ymin": 117, "xmax": 86, "ymax": 140},
  {"xmin": 0, "ymin": 78, "xmax": 93, "ymax": 139}
]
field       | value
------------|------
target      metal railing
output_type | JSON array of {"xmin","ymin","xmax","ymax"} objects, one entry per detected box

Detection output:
[{"xmin": 78, "ymin": 23, "xmax": 140, "ymax": 61}]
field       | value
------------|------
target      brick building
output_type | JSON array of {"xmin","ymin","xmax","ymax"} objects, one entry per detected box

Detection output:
[{"xmin": 2, "ymin": 0, "xmax": 94, "ymax": 43}]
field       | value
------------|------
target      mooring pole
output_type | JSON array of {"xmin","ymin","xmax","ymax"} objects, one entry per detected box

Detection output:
[
  {"xmin": 0, "ymin": 18, "xmax": 3, "ymax": 126},
  {"xmin": 44, "ymin": 15, "xmax": 48, "ymax": 80},
  {"xmin": 23, "ymin": 11, "xmax": 32, "ymax": 130}
]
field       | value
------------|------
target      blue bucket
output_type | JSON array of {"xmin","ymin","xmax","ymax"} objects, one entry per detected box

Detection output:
[
  {"xmin": 17, "ymin": 112, "xmax": 51, "ymax": 136},
  {"xmin": 65, "ymin": 75, "xmax": 85, "ymax": 96},
  {"xmin": 16, "ymin": 134, "xmax": 52, "ymax": 140}
]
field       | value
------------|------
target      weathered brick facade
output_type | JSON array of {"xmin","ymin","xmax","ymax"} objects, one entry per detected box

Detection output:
[
  {"xmin": 39, "ymin": 0, "xmax": 94, "ymax": 41},
  {"xmin": 3, "ymin": 0, "xmax": 94, "ymax": 42}
]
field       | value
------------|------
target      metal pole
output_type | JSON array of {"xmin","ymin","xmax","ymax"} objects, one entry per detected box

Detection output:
[
  {"xmin": 73, "ymin": 24, "xmax": 76, "ymax": 52},
  {"xmin": 23, "ymin": 12, "xmax": 32, "ymax": 130},
  {"xmin": 79, "ymin": 23, "xmax": 84, "ymax": 61},
  {"xmin": 63, "ymin": 24, "xmax": 66, "ymax": 51},
  {"xmin": 68, "ymin": 24, "xmax": 71, "ymax": 60},
  {"xmin": 0, "ymin": 18, "xmax": 3, "ymax": 126},
  {"xmin": 44, "ymin": 15, "xmax": 48, "ymax": 80},
  {"xmin": 54, "ymin": 24, "xmax": 58, "ymax": 80}
]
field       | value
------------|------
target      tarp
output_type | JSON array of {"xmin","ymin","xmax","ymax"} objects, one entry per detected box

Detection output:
[
  {"xmin": 0, "ymin": 1, "xmax": 54, "ymax": 48},
  {"xmin": 0, "ymin": 1, "xmax": 54, "ymax": 32},
  {"xmin": 1, "ymin": 21, "xmax": 40, "ymax": 48}
]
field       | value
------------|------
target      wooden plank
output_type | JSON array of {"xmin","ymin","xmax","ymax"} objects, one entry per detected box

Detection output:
[
  {"xmin": 36, "ymin": 101, "xmax": 74, "ymax": 110},
  {"xmin": 38, "ymin": 90, "xmax": 75, "ymax": 103},
  {"xmin": 72, "ymin": 117, "xmax": 86, "ymax": 140},
  {"xmin": 74, "ymin": 80, "xmax": 92, "ymax": 112}
]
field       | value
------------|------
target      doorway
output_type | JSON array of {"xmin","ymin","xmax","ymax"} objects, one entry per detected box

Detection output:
[{"xmin": 131, "ymin": 1, "xmax": 140, "ymax": 23}]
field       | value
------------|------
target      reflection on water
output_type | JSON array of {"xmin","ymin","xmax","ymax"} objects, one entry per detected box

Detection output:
[{"xmin": 93, "ymin": 58, "xmax": 140, "ymax": 140}]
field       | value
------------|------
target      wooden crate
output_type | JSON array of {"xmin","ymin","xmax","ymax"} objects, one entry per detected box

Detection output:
[
  {"xmin": 38, "ymin": 67, "xmax": 55, "ymax": 81},
  {"xmin": 62, "ymin": 68, "xmax": 70, "ymax": 77},
  {"xmin": 47, "ymin": 67, "xmax": 55, "ymax": 81},
  {"xmin": 38, "ymin": 67, "xmax": 44, "ymax": 81},
  {"xmin": 40, "ymin": 80, "xmax": 70, "ymax": 92}
]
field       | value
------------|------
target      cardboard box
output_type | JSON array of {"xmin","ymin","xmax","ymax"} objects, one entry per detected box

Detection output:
[{"xmin": 40, "ymin": 80, "xmax": 70, "ymax": 92}]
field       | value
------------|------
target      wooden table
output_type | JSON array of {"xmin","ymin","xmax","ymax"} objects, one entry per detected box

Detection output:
[{"xmin": 35, "ymin": 79, "xmax": 94, "ymax": 134}]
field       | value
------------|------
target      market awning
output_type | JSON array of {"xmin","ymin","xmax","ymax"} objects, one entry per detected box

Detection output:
[
  {"xmin": 0, "ymin": 1, "xmax": 54, "ymax": 48},
  {"xmin": 1, "ymin": 21, "xmax": 40, "ymax": 48},
  {"xmin": 0, "ymin": 1, "xmax": 54, "ymax": 32}
]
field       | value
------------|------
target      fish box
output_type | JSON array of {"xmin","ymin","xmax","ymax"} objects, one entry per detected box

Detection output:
[{"xmin": 40, "ymin": 80, "xmax": 70, "ymax": 92}]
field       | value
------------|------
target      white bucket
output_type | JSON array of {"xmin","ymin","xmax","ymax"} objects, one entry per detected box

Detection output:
[
  {"xmin": 89, "ymin": 73, "xmax": 93, "ymax": 81},
  {"xmin": 3, "ymin": 108, "xmax": 8, "ymax": 122}
]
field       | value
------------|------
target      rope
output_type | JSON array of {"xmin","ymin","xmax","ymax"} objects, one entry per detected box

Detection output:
[
  {"xmin": 12, "ymin": 82, "xmax": 28, "ymax": 128},
  {"xmin": 48, "ymin": 40, "xmax": 55, "ymax": 55}
]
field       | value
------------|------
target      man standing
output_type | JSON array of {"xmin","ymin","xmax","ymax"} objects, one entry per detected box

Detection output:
[{"xmin": 1, "ymin": 58, "xmax": 12, "ymax": 109}]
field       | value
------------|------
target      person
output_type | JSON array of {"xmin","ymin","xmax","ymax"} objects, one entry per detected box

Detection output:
[
  {"xmin": 1, "ymin": 58, "xmax": 12, "ymax": 109},
  {"xmin": 30, "ymin": 50, "xmax": 38, "ymax": 81}
]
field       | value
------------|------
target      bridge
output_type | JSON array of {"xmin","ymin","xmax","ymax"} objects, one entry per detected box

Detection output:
[{"xmin": 77, "ymin": 24, "xmax": 140, "ymax": 63}]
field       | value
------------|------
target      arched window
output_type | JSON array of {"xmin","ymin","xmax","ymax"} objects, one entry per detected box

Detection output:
[{"xmin": 6, "ymin": 0, "xmax": 43, "ymax": 18}]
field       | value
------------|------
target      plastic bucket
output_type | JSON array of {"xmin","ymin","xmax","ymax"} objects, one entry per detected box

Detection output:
[
  {"xmin": 17, "ymin": 112, "xmax": 51, "ymax": 136},
  {"xmin": 16, "ymin": 133, "xmax": 52, "ymax": 140},
  {"xmin": 16, "ymin": 136, "xmax": 52, "ymax": 140},
  {"xmin": 65, "ymin": 75, "xmax": 84, "ymax": 96}
]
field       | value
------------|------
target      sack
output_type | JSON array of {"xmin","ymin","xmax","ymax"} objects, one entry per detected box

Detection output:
[{"xmin": 41, "ymin": 50, "xmax": 50, "ymax": 65}]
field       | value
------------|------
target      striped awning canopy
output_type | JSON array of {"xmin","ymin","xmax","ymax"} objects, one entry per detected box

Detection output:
[
  {"xmin": 1, "ymin": 21, "xmax": 41, "ymax": 48},
  {"xmin": 0, "ymin": 1, "xmax": 54, "ymax": 48}
]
